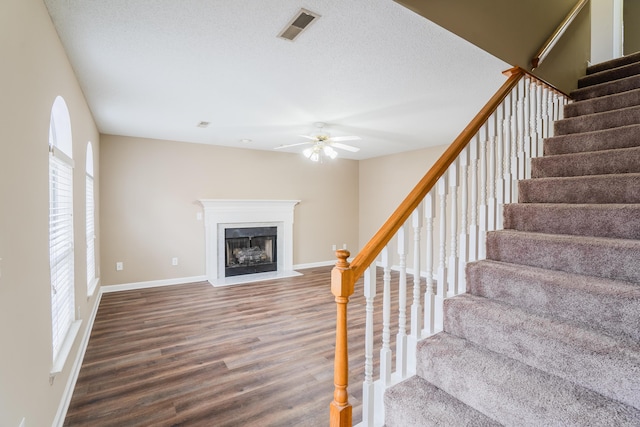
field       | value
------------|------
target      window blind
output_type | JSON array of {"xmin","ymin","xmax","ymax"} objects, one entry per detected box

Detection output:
[
  {"xmin": 49, "ymin": 152, "xmax": 75, "ymax": 361},
  {"xmin": 86, "ymin": 174, "xmax": 96, "ymax": 294}
]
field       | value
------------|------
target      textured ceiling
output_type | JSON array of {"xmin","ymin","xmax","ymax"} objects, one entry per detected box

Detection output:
[{"xmin": 43, "ymin": 0, "xmax": 509, "ymax": 160}]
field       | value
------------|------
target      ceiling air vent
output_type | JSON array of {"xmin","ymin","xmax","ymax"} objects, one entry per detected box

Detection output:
[{"xmin": 278, "ymin": 8, "xmax": 320, "ymax": 41}]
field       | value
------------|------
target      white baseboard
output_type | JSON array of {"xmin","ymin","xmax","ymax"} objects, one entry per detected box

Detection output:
[
  {"xmin": 101, "ymin": 275, "xmax": 208, "ymax": 293},
  {"xmin": 293, "ymin": 260, "xmax": 335, "ymax": 269},
  {"xmin": 52, "ymin": 290, "xmax": 103, "ymax": 427}
]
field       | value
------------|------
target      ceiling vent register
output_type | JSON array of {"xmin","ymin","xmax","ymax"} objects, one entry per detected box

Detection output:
[{"xmin": 278, "ymin": 8, "xmax": 320, "ymax": 41}]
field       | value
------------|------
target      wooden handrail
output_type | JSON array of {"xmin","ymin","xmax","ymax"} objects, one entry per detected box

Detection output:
[
  {"xmin": 349, "ymin": 66, "xmax": 526, "ymax": 282},
  {"xmin": 328, "ymin": 66, "xmax": 527, "ymax": 427},
  {"xmin": 531, "ymin": 0, "xmax": 589, "ymax": 70}
]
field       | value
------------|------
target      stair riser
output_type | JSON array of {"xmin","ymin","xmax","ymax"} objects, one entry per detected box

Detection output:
[
  {"xmin": 443, "ymin": 295, "xmax": 640, "ymax": 409},
  {"xmin": 579, "ymin": 62, "xmax": 640, "ymax": 88},
  {"xmin": 486, "ymin": 231, "xmax": 640, "ymax": 283},
  {"xmin": 531, "ymin": 146, "xmax": 640, "ymax": 178},
  {"xmin": 554, "ymin": 106, "xmax": 640, "ymax": 135},
  {"xmin": 503, "ymin": 203, "xmax": 640, "ymax": 240},
  {"xmin": 384, "ymin": 376, "xmax": 501, "ymax": 427},
  {"xmin": 467, "ymin": 260, "xmax": 640, "ymax": 342},
  {"xmin": 544, "ymin": 125, "xmax": 640, "ymax": 155},
  {"xmin": 564, "ymin": 88, "xmax": 640, "ymax": 118},
  {"xmin": 518, "ymin": 174, "xmax": 640, "ymax": 204},
  {"xmin": 571, "ymin": 74, "xmax": 640, "ymax": 101},
  {"xmin": 416, "ymin": 334, "xmax": 640, "ymax": 426}
]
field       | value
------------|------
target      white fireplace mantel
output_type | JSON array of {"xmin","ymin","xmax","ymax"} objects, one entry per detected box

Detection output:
[{"xmin": 198, "ymin": 199, "xmax": 301, "ymax": 286}]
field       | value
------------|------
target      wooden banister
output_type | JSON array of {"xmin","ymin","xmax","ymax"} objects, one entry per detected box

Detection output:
[
  {"xmin": 531, "ymin": 0, "xmax": 589, "ymax": 70},
  {"xmin": 329, "ymin": 66, "xmax": 527, "ymax": 427},
  {"xmin": 349, "ymin": 66, "xmax": 525, "ymax": 282}
]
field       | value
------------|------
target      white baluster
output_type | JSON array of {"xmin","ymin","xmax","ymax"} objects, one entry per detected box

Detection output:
[
  {"xmin": 523, "ymin": 77, "xmax": 532, "ymax": 178},
  {"xmin": 478, "ymin": 125, "xmax": 488, "ymax": 260},
  {"xmin": 512, "ymin": 80, "xmax": 521, "ymax": 202},
  {"xmin": 487, "ymin": 113, "xmax": 497, "ymax": 232},
  {"xmin": 380, "ymin": 246, "xmax": 392, "ymax": 386},
  {"xmin": 447, "ymin": 161, "xmax": 458, "ymax": 297},
  {"xmin": 458, "ymin": 147, "xmax": 469, "ymax": 293},
  {"xmin": 423, "ymin": 191, "xmax": 436, "ymax": 336},
  {"xmin": 435, "ymin": 176, "xmax": 447, "ymax": 331},
  {"xmin": 503, "ymin": 93, "xmax": 513, "ymax": 205},
  {"xmin": 468, "ymin": 135, "xmax": 479, "ymax": 262},
  {"xmin": 396, "ymin": 226, "xmax": 408, "ymax": 379},
  {"xmin": 409, "ymin": 205, "xmax": 423, "ymax": 364},
  {"xmin": 361, "ymin": 266, "xmax": 377, "ymax": 427},
  {"xmin": 495, "ymin": 102, "xmax": 505, "ymax": 230},
  {"xmin": 535, "ymin": 83, "xmax": 544, "ymax": 157},
  {"xmin": 516, "ymin": 79, "xmax": 526, "ymax": 182}
]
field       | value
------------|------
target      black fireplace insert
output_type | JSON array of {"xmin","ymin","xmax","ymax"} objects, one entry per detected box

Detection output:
[{"xmin": 224, "ymin": 226, "xmax": 277, "ymax": 277}]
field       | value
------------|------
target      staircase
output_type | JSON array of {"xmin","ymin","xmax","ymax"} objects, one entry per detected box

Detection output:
[{"xmin": 384, "ymin": 53, "xmax": 640, "ymax": 426}]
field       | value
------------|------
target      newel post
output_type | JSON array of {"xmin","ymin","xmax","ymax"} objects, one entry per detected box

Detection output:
[{"xmin": 330, "ymin": 249, "xmax": 354, "ymax": 427}]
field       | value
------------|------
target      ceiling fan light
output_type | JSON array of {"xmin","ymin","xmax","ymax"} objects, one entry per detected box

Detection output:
[
  {"xmin": 324, "ymin": 146, "xmax": 338, "ymax": 159},
  {"xmin": 303, "ymin": 147, "xmax": 313, "ymax": 158},
  {"xmin": 309, "ymin": 152, "xmax": 320, "ymax": 162}
]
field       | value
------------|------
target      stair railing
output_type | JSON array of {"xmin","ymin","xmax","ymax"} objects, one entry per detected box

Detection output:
[
  {"xmin": 329, "ymin": 66, "xmax": 570, "ymax": 427},
  {"xmin": 531, "ymin": 0, "xmax": 589, "ymax": 70}
]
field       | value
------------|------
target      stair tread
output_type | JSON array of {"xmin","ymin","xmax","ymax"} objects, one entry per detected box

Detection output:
[
  {"xmin": 579, "ymin": 60, "xmax": 640, "ymax": 88},
  {"xmin": 544, "ymin": 124, "xmax": 640, "ymax": 155},
  {"xmin": 531, "ymin": 145, "xmax": 640, "ymax": 178},
  {"xmin": 468, "ymin": 259, "xmax": 640, "ymax": 341},
  {"xmin": 416, "ymin": 333, "xmax": 640, "ymax": 426},
  {"xmin": 486, "ymin": 230, "xmax": 640, "ymax": 283},
  {"xmin": 444, "ymin": 293, "xmax": 640, "ymax": 409},
  {"xmin": 571, "ymin": 74, "xmax": 640, "ymax": 100},
  {"xmin": 564, "ymin": 87, "xmax": 640, "ymax": 117},
  {"xmin": 503, "ymin": 202, "xmax": 640, "ymax": 239},
  {"xmin": 554, "ymin": 104, "xmax": 640, "ymax": 135},
  {"xmin": 587, "ymin": 51, "xmax": 640, "ymax": 74},
  {"xmin": 519, "ymin": 172, "xmax": 640, "ymax": 204},
  {"xmin": 384, "ymin": 376, "xmax": 501, "ymax": 427}
]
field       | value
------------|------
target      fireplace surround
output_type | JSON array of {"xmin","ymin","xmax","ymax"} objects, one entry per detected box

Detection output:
[{"xmin": 198, "ymin": 199, "xmax": 301, "ymax": 286}]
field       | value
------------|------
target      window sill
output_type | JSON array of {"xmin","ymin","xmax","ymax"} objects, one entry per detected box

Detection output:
[{"xmin": 50, "ymin": 319, "xmax": 82, "ymax": 376}]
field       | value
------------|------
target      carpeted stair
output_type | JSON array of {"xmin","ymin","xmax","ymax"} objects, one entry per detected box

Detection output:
[{"xmin": 384, "ymin": 52, "xmax": 640, "ymax": 426}]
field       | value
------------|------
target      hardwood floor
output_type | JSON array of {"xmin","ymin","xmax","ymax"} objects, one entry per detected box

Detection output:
[{"xmin": 64, "ymin": 266, "xmax": 404, "ymax": 426}]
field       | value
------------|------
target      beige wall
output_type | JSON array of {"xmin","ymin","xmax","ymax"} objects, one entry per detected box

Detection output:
[
  {"xmin": 0, "ymin": 0, "xmax": 101, "ymax": 426},
  {"xmin": 358, "ymin": 145, "xmax": 448, "ymax": 249},
  {"xmin": 625, "ymin": 0, "xmax": 640, "ymax": 55},
  {"xmin": 395, "ymin": 0, "xmax": 591, "ymax": 93},
  {"xmin": 99, "ymin": 135, "xmax": 360, "ymax": 285}
]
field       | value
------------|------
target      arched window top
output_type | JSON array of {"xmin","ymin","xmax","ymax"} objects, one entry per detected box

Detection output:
[
  {"xmin": 49, "ymin": 96, "xmax": 72, "ymax": 158},
  {"xmin": 86, "ymin": 142, "xmax": 94, "ymax": 177}
]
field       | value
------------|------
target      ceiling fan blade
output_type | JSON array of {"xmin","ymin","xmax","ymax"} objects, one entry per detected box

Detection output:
[
  {"xmin": 297, "ymin": 135, "xmax": 318, "ymax": 141},
  {"xmin": 331, "ymin": 135, "xmax": 361, "ymax": 142},
  {"xmin": 274, "ymin": 142, "xmax": 311, "ymax": 149},
  {"xmin": 332, "ymin": 142, "xmax": 360, "ymax": 152}
]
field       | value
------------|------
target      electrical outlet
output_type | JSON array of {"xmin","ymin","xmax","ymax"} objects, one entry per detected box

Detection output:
[
  {"xmin": 172, "ymin": 257, "xmax": 178, "ymax": 266},
  {"xmin": 196, "ymin": 212, "xmax": 203, "ymax": 220},
  {"xmin": 331, "ymin": 244, "xmax": 336, "ymax": 251},
  {"xmin": 343, "ymin": 243, "xmax": 347, "ymax": 249},
  {"xmin": 116, "ymin": 262, "xmax": 123, "ymax": 271}
]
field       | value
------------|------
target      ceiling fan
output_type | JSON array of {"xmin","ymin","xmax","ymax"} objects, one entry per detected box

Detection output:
[{"xmin": 274, "ymin": 122, "xmax": 361, "ymax": 162}]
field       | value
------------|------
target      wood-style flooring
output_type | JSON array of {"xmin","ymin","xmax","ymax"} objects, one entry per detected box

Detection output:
[{"xmin": 64, "ymin": 266, "xmax": 404, "ymax": 426}]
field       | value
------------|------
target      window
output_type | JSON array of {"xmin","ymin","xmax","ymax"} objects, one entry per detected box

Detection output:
[
  {"xmin": 86, "ymin": 142, "xmax": 97, "ymax": 295},
  {"xmin": 49, "ymin": 96, "xmax": 78, "ymax": 372}
]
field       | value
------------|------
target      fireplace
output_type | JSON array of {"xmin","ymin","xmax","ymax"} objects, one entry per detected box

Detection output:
[
  {"xmin": 198, "ymin": 199, "xmax": 301, "ymax": 286},
  {"xmin": 225, "ymin": 226, "xmax": 277, "ymax": 277}
]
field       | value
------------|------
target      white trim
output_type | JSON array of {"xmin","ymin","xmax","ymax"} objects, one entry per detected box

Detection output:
[
  {"xmin": 101, "ymin": 275, "xmax": 208, "ymax": 293},
  {"xmin": 51, "ymin": 321, "xmax": 81, "ymax": 376},
  {"xmin": 293, "ymin": 260, "xmax": 336, "ymax": 269},
  {"xmin": 52, "ymin": 291, "xmax": 102, "ymax": 427},
  {"xmin": 198, "ymin": 199, "xmax": 300, "ymax": 284},
  {"xmin": 211, "ymin": 270, "xmax": 303, "ymax": 287}
]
